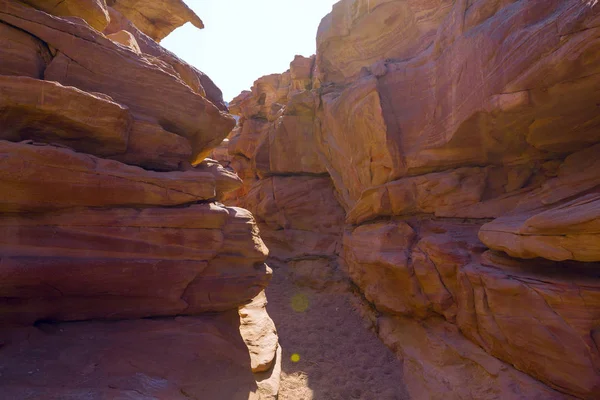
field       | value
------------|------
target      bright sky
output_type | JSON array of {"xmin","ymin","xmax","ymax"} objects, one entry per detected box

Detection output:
[{"xmin": 162, "ymin": 0, "xmax": 339, "ymax": 102}]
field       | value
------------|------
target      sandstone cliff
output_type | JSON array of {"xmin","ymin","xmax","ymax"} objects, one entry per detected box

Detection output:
[
  {"xmin": 221, "ymin": 1, "xmax": 600, "ymax": 398},
  {"xmin": 0, "ymin": 1, "xmax": 279, "ymax": 398}
]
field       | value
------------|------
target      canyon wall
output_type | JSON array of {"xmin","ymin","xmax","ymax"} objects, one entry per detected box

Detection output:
[
  {"xmin": 221, "ymin": 0, "xmax": 600, "ymax": 398},
  {"xmin": 224, "ymin": 56, "xmax": 347, "ymax": 291},
  {"xmin": 0, "ymin": 1, "xmax": 279, "ymax": 398}
]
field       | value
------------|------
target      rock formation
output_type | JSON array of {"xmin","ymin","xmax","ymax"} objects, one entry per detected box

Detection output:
[
  {"xmin": 0, "ymin": 0, "xmax": 279, "ymax": 398},
  {"xmin": 219, "ymin": 0, "xmax": 600, "ymax": 398},
  {"xmin": 224, "ymin": 56, "xmax": 346, "ymax": 280}
]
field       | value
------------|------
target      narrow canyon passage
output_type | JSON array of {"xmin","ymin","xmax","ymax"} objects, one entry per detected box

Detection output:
[
  {"xmin": 265, "ymin": 260, "xmax": 409, "ymax": 399},
  {"xmin": 1, "ymin": 0, "xmax": 600, "ymax": 399}
]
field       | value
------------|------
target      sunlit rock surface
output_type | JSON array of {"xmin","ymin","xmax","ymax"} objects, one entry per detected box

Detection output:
[{"xmin": 221, "ymin": 0, "xmax": 600, "ymax": 398}]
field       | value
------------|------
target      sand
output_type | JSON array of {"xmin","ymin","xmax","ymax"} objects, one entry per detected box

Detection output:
[{"xmin": 265, "ymin": 259, "xmax": 409, "ymax": 400}]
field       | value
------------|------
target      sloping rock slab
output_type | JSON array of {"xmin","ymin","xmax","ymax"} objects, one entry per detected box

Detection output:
[
  {"xmin": 108, "ymin": 0, "xmax": 204, "ymax": 41},
  {"xmin": 0, "ymin": 141, "xmax": 216, "ymax": 212},
  {"xmin": 0, "ymin": 21, "xmax": 50, "ymax": 78},
  {"xmin": 0, "ymin": 76, "xmax": 131, "ymax": 156}
]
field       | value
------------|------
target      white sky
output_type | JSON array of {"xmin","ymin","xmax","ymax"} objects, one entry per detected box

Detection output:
[{"xmin": 162, "ymin": 0, "xmax": 339, "ymax": 102}]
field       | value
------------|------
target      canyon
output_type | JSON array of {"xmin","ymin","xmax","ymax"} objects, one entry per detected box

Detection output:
[{"xmin": 1, "ymin": 0, "xmax": 599, "ymax": 399}]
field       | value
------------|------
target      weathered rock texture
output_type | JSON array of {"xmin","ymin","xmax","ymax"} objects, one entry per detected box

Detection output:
[
  {"xmin": 107, "ymin": 0, "xmax": 204, "ymax": 42},
  {"xmin": 0, "ymin": 1, "xmax": 278, "ymax": 398},
  {"xmin": 224, "ymin": 56, "xmax": 346, "ymax": 289},
  {"xmin": 222, "ymin": 0, "xmax": 600, "ymax": 398}
]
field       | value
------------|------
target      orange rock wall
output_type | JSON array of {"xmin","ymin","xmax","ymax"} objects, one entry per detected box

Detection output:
[{"xmin": 223, "ymin": 1, "xmax": 600, "ymax": 398}]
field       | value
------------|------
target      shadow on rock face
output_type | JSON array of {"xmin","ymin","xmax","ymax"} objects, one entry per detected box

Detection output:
[{"xmin": 0, "ymin": 311, "xmax": 261, "ymax": 399}]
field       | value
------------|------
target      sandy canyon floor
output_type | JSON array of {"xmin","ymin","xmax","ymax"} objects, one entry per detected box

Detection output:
[{"xmin": 265, "ymin": 260, "xmax": 409, "ymax": 400}]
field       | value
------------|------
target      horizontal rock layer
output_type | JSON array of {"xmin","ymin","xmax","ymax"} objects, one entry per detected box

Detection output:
[{"xmin": 0, "ymin": 204, "xmax": 270, "ymax": 325}]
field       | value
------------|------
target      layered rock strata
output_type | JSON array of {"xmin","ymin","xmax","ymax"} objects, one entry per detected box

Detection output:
[
  {"xmin": 224, "ymin": 56, "xmax": 346, "ymax": 280},
  {"xmin": 0, "ymin": 0, "xmax": 279, "ymax": 398},
  {"xmin": 222, "ymin": 0, "xmax": 600, "ymax": 398}
]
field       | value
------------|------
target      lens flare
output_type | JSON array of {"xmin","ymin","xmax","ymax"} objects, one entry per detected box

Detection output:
[{"xmin": 290, "ymin": 293, "xmax": 309, "ymax": 313}]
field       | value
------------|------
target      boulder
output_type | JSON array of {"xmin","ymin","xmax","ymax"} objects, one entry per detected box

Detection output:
[{"xmin": 239, "ymin": 291, "xmax": 279, "ymax": 373}]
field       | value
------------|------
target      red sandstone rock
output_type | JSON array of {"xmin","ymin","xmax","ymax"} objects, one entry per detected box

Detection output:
[
  {"xmin": 244, "ymin": 176, "xmax": 344, "ymax": 234},
  {"xmin": 258, "ymin": 227, "xmax": 341, "ymax": 262},
  {"xmin": 457, "ymin": 251, "xmax": 600, "ymax": 398},
  {"xmin": 315, "ymin": 0, "xmax": 600, "ymax": 209},
  {"xmin": 103, "ymin": 6, "xmax": 228, "ymax": 111},
  {"xmin": 344, "ymin": 221, "xmax": 427, "ymax": 316},
  {"xmin": 106, "ymin": 29, "xmax": 141, "ymax": 53},
  {"xmin": 192, "ymin": 158, "xmax": 243, "ymax": 199},
  {"xmin": 0, "ymin": 0, "xmax": 234, "ymax": 162},
  {"xmin": 239, "ymin": 291, "xmax": 279, "ymax": 373},
  {"xmin": 107, "ymin": 0, "xmax": 204, "ymax": 42},
  {"xmin": 229, "ymin": 118, "xmax": 271, "ymax": 161},
  {"xmin": 379, "ymin": 315, "xmax": 571, "ymax": 400},
  {"xmin": 0, "ymin": 312, "xmax": 269, "ymax": 399},
  {"xmin": 0, "ymin": 0, "xmax": 279, "ymax": 396},
  {"xmin": 230, "ymin": 73, "xmax": 291, "ymax": 121},
  {"xmin": 479, "ymin": 194, "xmax": 600, "ymax": 262},
  {"xmin": 318, "ymin": 76, "xmax": 400, "ymax": 209},
  {"xmin": 0, "ymin": 21, "xmax": 51, "ymax": 78},
  {"xmin": 345, "ymin": 217, "xmax": 600, "ymax": 398},
  {"xmin": 21, "ymin": 0, "xmax": 110, "ymax": 31},
  {"xmin": 347, "ymin": 167, "xmax": 487, "ymax": 224},
  {"xmin": 290, "ymin": 55, "xmax": 315, "ymax": 92},
  {"xmin": 254, "ymin": 115, "xmax": 326, "ymax": 176},
  {"xmin": 316, "ymin": 0, "xmax": 454, "ymax": 82},
  {"xmin": 0, "ymin": 76, "xmax": 131, "ymax": 156},
  {"xmin": 480, "ymin": 144, "xmax": 600, "ymax": 262},
  {"xmin": 219, "ymin": 1, "xmax": 600, "ymax": 398},
  {"xmin": 0, "ymin": 141, "xmax": 220, "ymax": 212},
  {"xmin": 109, "ymin": 120, "xmax": 193, "ymax": 171},
  {"xmin": 0, "ymin": 204, "xmax": 270, "ymax": 324}
]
